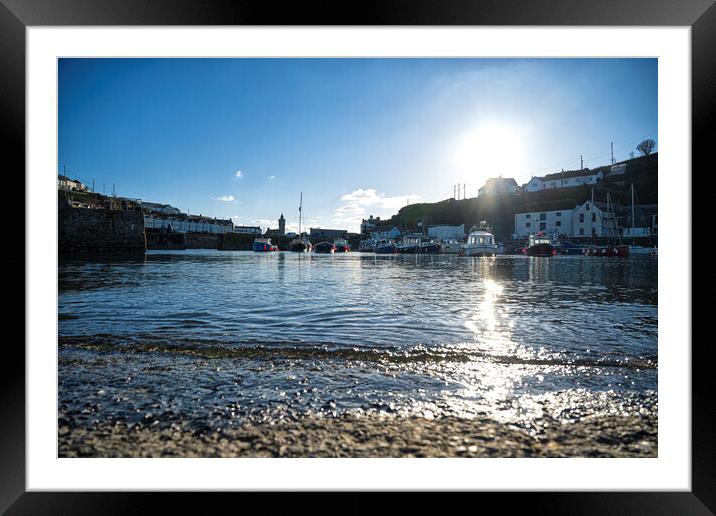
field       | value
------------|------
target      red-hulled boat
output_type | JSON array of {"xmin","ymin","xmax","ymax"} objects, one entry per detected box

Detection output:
[{"xmin": 522, "ymin": 233, "xmax": 557, "ymax": 257}]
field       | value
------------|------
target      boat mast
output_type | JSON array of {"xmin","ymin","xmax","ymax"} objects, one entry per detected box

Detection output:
[
  {"xmin": 631, "ymin": 183, "xmax": 635, "ymax": 229},
  {"xmin": 298, "ymin": 192, "xmax": 303, "ymax": 237}
]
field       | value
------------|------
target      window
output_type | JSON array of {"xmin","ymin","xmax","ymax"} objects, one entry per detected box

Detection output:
[
  {"xmin": 525, "ymin": 222, "xmax": 531, "ymax": 228},
  {"xmin": 539, "ymin": 222, "xmax": 547, "ymax": 231},
  {"xmin": 539, "ymin": 213, "xmax": 546, "ymax": 221},
  {"xmin": 592, "ymin": 213, "xmax": 596, "ymax": 222},
  {"xmin": 526, "ymin": 214, "xmax": 531, "ymax": 219},
  {"xmin": 586, "ymin": 204, "xmax": 590, "ymax": 211},
  {"xmin": 579, "ymin": 213, "xmax": 585, "ymax": 223},
  {"xmin": 556, "ymin": 212, "xmax": 561, "ymax": 217},
  {"xmin": 579, "ymin": 227, "xmax": 584, "ymax": 235},
  {"xmin": 556, "ymin": 221, "xmax": 561, "ymax": 227}
]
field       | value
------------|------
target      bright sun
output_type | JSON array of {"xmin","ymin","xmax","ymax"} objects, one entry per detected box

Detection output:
[{"xmin": 451, "ymin": 121, "xmax": 529, "ymax": 187}]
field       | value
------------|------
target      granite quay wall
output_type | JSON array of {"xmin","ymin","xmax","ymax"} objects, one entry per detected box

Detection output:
[
  {"xmin": 58, "ymin": 207, "xmax": 146, "ymax": 254},
  {"xmin": 145, "ymin": 231, "xmax": 186, "ymax": 250},
  {"xmin": 218, "ymin": 233, "xmax": 255, "ymax": 250},
  {"xmin": 185, "ymin": 232, "xmax": 219, "ymax": 249}
]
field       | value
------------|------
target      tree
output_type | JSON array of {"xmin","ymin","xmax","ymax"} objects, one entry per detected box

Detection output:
[{"xmin": 636, "ymin": 139, "xmax": 656, "ymax": 156}]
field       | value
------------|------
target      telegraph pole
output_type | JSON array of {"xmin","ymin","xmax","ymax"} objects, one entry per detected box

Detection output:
[
  {"xmin": 580, "ymin": 155, "xmax": 583, "ymax": 170},
  {"xmin": 611, "ymin": 142, "xmax": 614, "ymax": 164}
]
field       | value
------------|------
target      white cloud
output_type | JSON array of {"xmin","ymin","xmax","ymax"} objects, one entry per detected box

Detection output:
[
  {"xmin": 214, "ymin": 195, "xmax": 235, "ymax": 202},
  {"xmin": 235, "ymin": 170, "xmax": 243, "ymax": 178},
  {"xmin": 333, "ymin": 188, "xmax": 420, "ymax": 232},
  {"xmin": 267, "ymin": 175, "xmax": 276, "ymax": 180}
]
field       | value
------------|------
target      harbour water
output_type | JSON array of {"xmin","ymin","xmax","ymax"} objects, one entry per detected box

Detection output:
[{"xmin": 58, "ymin": 251, "xmax": 657, "ymax": 447}]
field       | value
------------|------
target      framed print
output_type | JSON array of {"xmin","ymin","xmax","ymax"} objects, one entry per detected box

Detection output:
[{"xmin": 5, "ymin": 0, "xmax": 710, "ymax": 512}]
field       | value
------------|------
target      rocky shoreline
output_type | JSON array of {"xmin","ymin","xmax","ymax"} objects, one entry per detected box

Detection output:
[{"xmin": 58, "ymin": 412, "xmax": 657, "ymax": 458}]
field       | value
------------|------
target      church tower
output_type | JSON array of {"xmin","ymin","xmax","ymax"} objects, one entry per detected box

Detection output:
[{"xmin": 278, "ymin": 213, "xmax": 285, "ymax": 235}]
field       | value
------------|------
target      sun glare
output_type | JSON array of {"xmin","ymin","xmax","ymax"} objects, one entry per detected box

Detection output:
[{"xmin": 451, "ymin": 121, "xmax": 529, "ymax": 187}]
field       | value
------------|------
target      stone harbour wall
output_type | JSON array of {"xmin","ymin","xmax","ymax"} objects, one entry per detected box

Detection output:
[{"xmin": 58, "ymin": 207, "xmax": 146, "ymax": 254}]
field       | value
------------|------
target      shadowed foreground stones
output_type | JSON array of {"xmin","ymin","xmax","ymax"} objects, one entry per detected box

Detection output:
[{"xmin": 58, "ymin": 413, "xmax": 657, "ymax": 458}]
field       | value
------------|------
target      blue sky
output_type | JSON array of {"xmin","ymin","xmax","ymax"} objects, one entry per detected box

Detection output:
[{"xmin": 58, "ymin": 58, "xmax": 657, "ymax": 233}]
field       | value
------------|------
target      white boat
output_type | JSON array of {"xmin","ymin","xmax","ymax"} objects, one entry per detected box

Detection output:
[
  {"xmin": 628, "ymin": 245, "xmax": 656, "ymax": 255},
  {"xmin": 459, "ymin": 230, "xmax": 498, "ymax": 257},
  {"xmin": 440, "ymin": 239, "xmax": 462, "ymax": 254}
]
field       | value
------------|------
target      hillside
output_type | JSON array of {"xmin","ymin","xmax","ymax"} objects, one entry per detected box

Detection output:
[{"xmin": 389, "ymin": 153, "xmax": 658, "ymax": 241}]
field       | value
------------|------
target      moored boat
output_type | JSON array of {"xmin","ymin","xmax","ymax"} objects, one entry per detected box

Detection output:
[
  {"xmin": 253, "ymin": 238, "xmax": 278, "ymax": 252},
  {"xmin": 440, "ymin": 239, "xmax": 462, "ymax": 254},
  {"xmin": 289, "ymin": 192, "xmax": 312, "ymax": 252},
  {"xmin": 418, "ymin": 240, "xmax": 441, "ymax": 254},
  {"xmin": 314, "ymin": 241, "xmax": 336, "ymax": 253},
  {"xmin": 333, "ymin": 238, "xmax": 350, "ymax": 252},
  {"xmin": 374, "ymin": 239, "xmax": 398, "ymax": 254},
  {"xmin": 459, "ymin": 230, "xmax": 498, "ymax": 257},
  {"xmin": 523, "ymin": 233, "xmax": 556, "ymax": 257},
  {"xmin": 396, "ymin": 235, "xmax": 421, "ymax": 254}
]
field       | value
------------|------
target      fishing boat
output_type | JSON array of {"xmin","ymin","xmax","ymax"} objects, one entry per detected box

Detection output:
[
  {"xmin": 314, "ymin": 241, "xmax": 336, "ymax": 254},
  {"xmin": 253, "ymin": 238, "xmax": 278, "ymax": 252},
  {"xmin": 374, "ymin": 239, "xmax": 397, "ymax": 254},
  {"xmin": 417, "ymin": 240, "xmax": 441, "ymax": 254},
  {"xmin": 333, "ymin": 238, "xmax": 350, "ymax": 252},
  {"xmin": 557, "ymin": 240, "xmax": 586, "ymax": 255},
  {"xmin": 440, "ymin": 239, "xmax": 462, "ymax": 254},
  {"xmin": 459, "ymin": 230, "xmax": 498, "ymax": 257},
  {"xmin": 358, "ymin": 240, "xmax": 374, "ymax": 252},
  {"xmin": 289, "ymin": 192, "xmax": 313, "ymax": 252},
  {"xmin": 396, "ymin": 235, "xmax": 421, "ymax": 254},
  {"xmin": 523, "ymin": 232, "xmax": 557, "ymax": 257}
]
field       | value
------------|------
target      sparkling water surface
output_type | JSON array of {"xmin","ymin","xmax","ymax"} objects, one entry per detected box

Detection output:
[{"xmin": 59, "ymin": 250, "xmax": 657, "ymax": 431}]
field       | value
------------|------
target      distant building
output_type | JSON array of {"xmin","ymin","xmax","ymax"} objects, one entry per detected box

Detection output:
[
  {"xmin": 524, "ymin": 169, "xmax": 604, "ymax": 192},
  {"xmin": 144, "ymin": 213, "xmax": 234, "ymax": 234},
  {"xmin": 427, "ymin": 224, "xmax": 465, "ymax": 241},
  {"xmin": 57, "ymin": 175, "xmax": 88, "ymax": 192},
  {"xmin": 607, "ymin": 163, "xmax": 627, "ymax": 177},
  {"xmin": 310, "ymin": 228, "xmax": 348, "ymax": 241},
  {"xmin": 233, "ymin": 225, "xmax": 262, "ymax": 235},
  {"xmin": 142, "ymin": 202, "xmax": 182, "ymax": 215},
  {"xmin": 278, "ymin": 213, "xmax": 286, "ymax": 235},
  {"xmin": 369, "ymin": 225, "xmax": 401, "ymax": 240},
  {"xmin": 360, "ymin": 215, "xmax": 385, "ymax": 236},
  {"xmin": 478, "ymin": 177, "xmax": 520, "ymax": 197},
  {"xmin": 514, "ymin": 206, "xmax": 574, "ymax": 238},
  {"xmin": 514, "ymin": 200, "xmax": 617, "ymax": 239}
]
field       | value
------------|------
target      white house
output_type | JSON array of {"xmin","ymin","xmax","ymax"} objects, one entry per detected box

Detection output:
[
  {"xmin": 524, "ymin": 169, "xmax": 604, "ymax": 192},
  {"xmin": 232, "ymin": 225, "xmax": 262, "ymax": 235},
  {"xmin": 427, "ymin": 224, "xmax": 465, "ymax": 241},
  {"xmin": 58, "ymin": 175, "xmax": 88, "ymax": 192},
  {"xmin": 514, "ymin": 200, "xmax": 617, "ymax": 239},
  {"xmin": 142, "ymin": 202, "xmax": 182, "ymax": 215},
  {"xmin": 478, "ymin": 177, "xmax": 520, "ymax": 197},
  {"xmin": 572, "ymin": 201, "xmax": 617, "ymax": 237},
  {"xmin": 514, "ymin": 207, "xmax": 574, "ymax": 238},
  {"xmin": 607, "ymin": 163, "xmax": 627, "ymax": 177},
  {"xmin": 145, "ymin": 214, "xmax": 234, "ymax": 234}
]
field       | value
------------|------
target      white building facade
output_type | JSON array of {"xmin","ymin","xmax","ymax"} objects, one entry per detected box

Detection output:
[
  {"xmin": 514, "ymin": 208, "xmax": 573, "ymax": 238},
  {"xmin": 144, "ymin": 214, "xmax": 234, "ymax": 234},
  {"xmin": 478, "ymin": 177, "xmax": 520, "ymax": 197},
  {"xmin": 524, "ymin": 170, "xmax": 604, "ymax": 192},
  {"xmin": 427, "ymin": 224, "xmax": 466, "ymax": 241},
  {"xmin": 514, "ymin": 200, "xmax": 616, "ymax": 239}
]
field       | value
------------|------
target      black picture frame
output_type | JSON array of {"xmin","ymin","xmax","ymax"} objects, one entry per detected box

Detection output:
[{"xmin": 4, "ymin": 0, "xmax": 709, "ymax": 513}]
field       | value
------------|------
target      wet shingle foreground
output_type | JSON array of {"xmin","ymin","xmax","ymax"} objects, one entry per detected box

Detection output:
[{"xmin": 58, "ymin": 413, "xmax": 657, "ymax": 458}]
